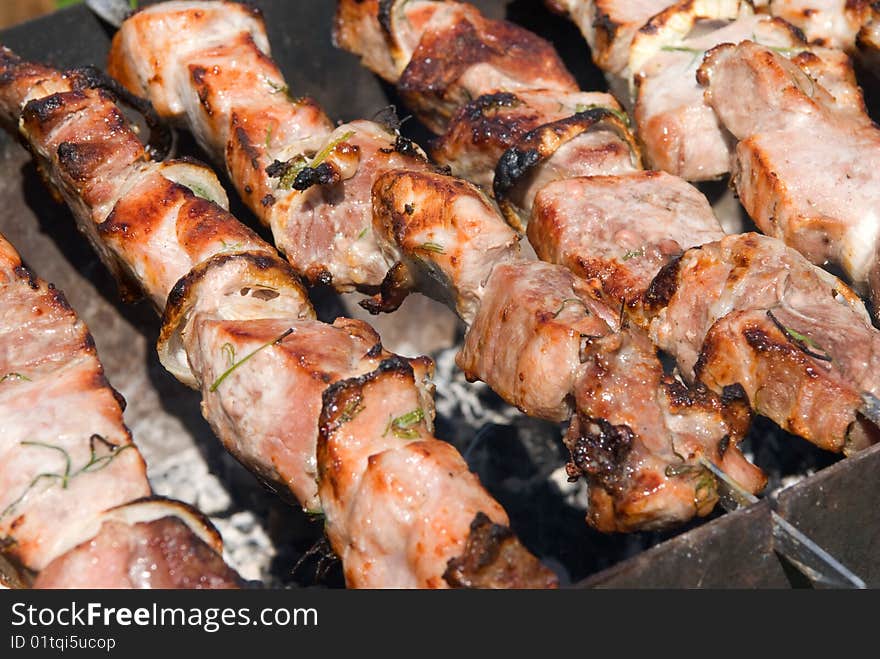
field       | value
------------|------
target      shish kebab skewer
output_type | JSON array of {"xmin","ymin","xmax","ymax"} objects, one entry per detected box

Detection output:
[
  {"xmin": 0, "ymin": 232, "xmax": 240, "ymax": 588},
  {"xmin": 109, "ymin": 1, "xmax": 764, "ymax": 532},
  {"xmin": 335, "ymin": 0, "xmax": 880, "ymax": 454},
  {"xmin": 548, "ymin": 1, "xmax": 880, "ymax": 316},
  {"xmin": 0, "ymin": 49, "xmax": 554, "ymax": 589}
]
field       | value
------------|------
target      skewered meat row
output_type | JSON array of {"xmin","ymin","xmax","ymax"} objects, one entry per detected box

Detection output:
[
  {"xmin": 336, "ymin": 0, "xmax": 880, "ymax": 454},
  {"xmin": 549, "ymin": 1, "xmax": 866, "ymax": 182},
  {"xmin": 0, "ymin": 48, "xmax": 552, "ymax": 589},
  {"xmin": 110, "ymin": 1, "xmax": 766, "ymax": 531},
  {"xmin": 753, "ymin": 0, "xmax": 874, "ymax": 50},
  {"xmin": 697, "ymin": 40, "xmax": 880, "ymax": 316},
  {"xmin": 548, "ymin": 1, "xmax": 880, "ymax": 311},
  {"xmin": 0, "ymin": 232, "xmax": 240, "ymax": 588}
]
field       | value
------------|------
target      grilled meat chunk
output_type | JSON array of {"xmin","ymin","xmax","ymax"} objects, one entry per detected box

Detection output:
[
  {"xmin": 632, "ymin": 9, "xmax": 800, "ymax": 181},
  {"xmin": 545, "ymin": 0, "xmax": 675, "ymax": 76},
  {"xmin": 763, "ymin": 0, "xmax": 873, "ymax": 49},
  {"xmin": 457, "ymin": 261, "xmax": 759, "ymax": 531},
  {"xmin": 644, "ymin": 233, "xmax": 880, "ymax": 452},
  {"xmin": 317, "ymin": 357, "xmax": 556, "ymax": 588},
  {"xmin": 433, "ymin": 89, "xmax": 623, "ymax": 190},
  {"xmin": 529, "ymin": 171, "xmax": 725, "ymax": 305},
  {"xmin": 0, "ymin": 233, "xmax": 238, "ymax": 588},
  {"xmin": 370, "ymin": 169, "xmax": 521, "ymax": 324},
  {"xmin": 2, "ymin": 44, "xmax": 543, "ymax": 588},
  {"xmin": 109, "ymin": 1, "xmax": 438, "ymax": 292},
  {"xmin": 698, "ymin": 41, "xmax": 880, "ymax": 310},
  {"xmin": 336, "ymin": 0, "xmax": 578, "ymax": 134}
]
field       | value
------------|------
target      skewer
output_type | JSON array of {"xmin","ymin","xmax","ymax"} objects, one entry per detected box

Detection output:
[
  {"xmin": 108, "ymin": 1, "xmax": 764, "ymax": 532},
  {"xmin": 0, "ymin": 47, "xmax": 552, "ymax": 588},
  {"xmin": 336, "ymin": 0, "xmax": 880, "ymax": 456}
]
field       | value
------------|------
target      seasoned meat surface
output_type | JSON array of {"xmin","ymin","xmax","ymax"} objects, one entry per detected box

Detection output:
[{"xmin": 699, "ymin": 41, "xmax": 880, "ymax": 309}]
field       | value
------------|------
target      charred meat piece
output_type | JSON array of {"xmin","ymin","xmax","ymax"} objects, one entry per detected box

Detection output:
[
  {"xmin": 433, "ymin": 89, "xmax": 623, "ymax": 190},
  {"xmin": 762, "ymin": 0, "xmax": 873, "ymax": 50},
  {"xmin": 369, "ymin": 169, "xmax": 522, "ymax": 323},
  {"xmin": 0, "ymin": 232, "xmax": 238, "ymax": 588},
  {"xmin": 632, "ymin": 8, "xmax": 799, "ymax": 181},
  {"xmin": 529, "ymin": 171, "xmax": 725, "ymax": 306},
  {"xmin": 456, "ymin": 260, "xmax": 760, "ymax": 532},
  {"xmin": 110, "ymin": 1, "xmax": 437, "ymax": 292},
  {"xmin": 644, "ymin": 232, "xmax": 880, "ymax": 452},
  {"xmin": 698, "ymin": 41, "xmax": 880, "ymax": 312},
  {"xmin": 317, "ymin": 357, "xmax": 556, "ymax": 588},
  {"xmin": 545, "ymin": 0, "xmax": 675, "ymax": 76},
  {"xmin": 335, "ymin": 0, "xmax": 578, "ymax": 133},
  {"xmin": 1, "ymin": 45, "xmax": 543, "ymax": 588}
]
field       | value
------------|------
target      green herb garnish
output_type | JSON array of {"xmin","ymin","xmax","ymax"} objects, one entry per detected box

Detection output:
[
  {"xmin": 221, "ymin": 343, "xmax": 236, "ymax": 367},
  {"xmin": 574, "ymin": 103, "xmax": 631, "ymax": 127},
  {"xmin": 621, "ymin": 248, "xmax": 644, "ymax": 261},
  {"xmin": 356, "ymin": 227, "xmax": 368, "ymax": 240},
  {"xmin": 0, "ymin": 373, "xmax": 30, "ymax": 383},
  {"xmin": 277, "ymin": 130, "xmax": 356, "ymax": 190},
  {"xmin": 552, "ymin": 298, "xmax": 586, "ymax": 318},
  {"xmin": 384, "ymin": 408, "xmax": 425, "ymax": 439},
  {"xmin": 1, "ymin": 435, "xmax": 133, "ymax": 521},
  {"xmin": 210, "ymin": 328, "xmax": 294, "ymax": 392},
  {"xmin": 419, "ymin": 242, "xmax": 445, "ymax": 254},
  {"xmin": 338, "ymin": 394, "xmax": 364, "ymax": 425},
  {"xmin": 766, "ymin": 310, "xmax": 831, "ymax": 362}
]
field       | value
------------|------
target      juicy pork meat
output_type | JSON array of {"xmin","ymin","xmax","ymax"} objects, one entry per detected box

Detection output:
[
  {"xmin": 0, "ymin": 232, "xmax": 239, "ymax": 588},
  {"xmin": 0, "ymin": 47, "xmax": 549, "ymax": 589},
  {"xmin": 335, "ymin": 0, "xmax": 880, "ymax": 462},
  {"xmin": 106, "ymin": 1, "xmax": 764, "ymax": 532},
  {"xmin": 698, "ymin": 41, "xmax": 880, "ymax": 314},
  {"xmin": 371, "ymin": 169, "xmax": 761, "ymax": 532},
  {"xmin": 529, "ymin": 171, "xmax": 726, "ymax": 305},
  {"xmin": 545, "ymin": 0, "xmax": 675, "ymax": 77},
  {"xmin": 109, "ymin": 0, "xmax": 437, "ymax": 292},
  {"xmin": 548, "ymin": 2, "xmax": 869, "ymax": 182},
  {"xmin": 760, "ymin": 0, "xmax": 874, "ymax": 49},
  {"xmin": 643, "ymin": 232, "xmax": 880, "ymax": 453}
]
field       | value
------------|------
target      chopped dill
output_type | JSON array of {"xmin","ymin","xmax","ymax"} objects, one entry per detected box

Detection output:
[
  {"xmin": 210, "ymin": 328, "xmax": 294, "ymax": 392},
  {"xmin": 419, "ymin": 242, "xmax": 445, "ymax": 254},
  {"xmin": 552, "ymin": 298, "xmax": 587, "ymax": 318},
  {"xmin": 621, "ymin": 248, "xmax": 644, "ymax": 261},
  {"xmin": 0, "ymin": 373, "xmax": 30, "ymax": 383},
  {"xmin": 221, "ymin": 343, "xmax": 236, "ymax": 367},
  {"xmin": 384, "ymin": 408, "xmax": 425, "ymax": 439},
  {"xmin": 574, "ymin": 103, "xmax": 631, "ymax": 127},
  {"xmin": 276, "ymin": 130, "xmax": 356, "ymax": 190},
  {"xmin": 0, "ymin": 435, "xmax": 133, "ymax": 521}
]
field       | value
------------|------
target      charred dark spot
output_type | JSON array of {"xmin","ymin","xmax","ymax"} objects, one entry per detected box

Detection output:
[
  {"xmin": 366, "ymin": 342, "xmax": 384, "ymax": 358},
  {"xmin": 292, "ymin": 162, "xmax": 340, "ymax": 191},
  {"xmin": 721, "ymin": 383, "xmax": 748, "ymax": 405},
  {"xmin": 13, "ymin": 265, "xmax": 39, "ymax": 290},
  {"xmin": 260, "ymin": 194, "xmax": 276, "ymax": 207},
  {"xmin": 393, "ymin": 133, "xmax": 423, "ymax": 159},
  {"xmin": 643, "ymin": 254, "xmax": 684, "ymax": 312},
  {"xmin": 234, "ymin": 125, "xmax": 261, "ymax": 170},
  {"xmin": 22, "ymin": 92, "xmax": 69, "ymax": 123},
  {"xmin": 493, "ymin": 147, "xmax": 540, "ymax": 197},
  {"xmin": 444, "ymin": 512, "xmax": 558, "ymax": 589},
  {"xmin": 56, "ymin": 141, "xmax": 102, "ymax": 182},
  {"xmin": 718, "ymin": 434, "xmax": 731, "ymax": 457},
  {"xmin": 265, "ymin": 159, "xmax": 288, "ymax": 178},
  {"xmin": 566, "ymin": 415, "xmax": 634, "ymax": 492},
  {"xmin": 465, "ymin": 92, "xmax": 521, "ymax": 119},
  {"xmin": 377, "ymin": 0, "xmax": 396, "ymax": 38},
  {"xmin": 244, "ymin": 185, "xmax": 253, "ymax": 195}
]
